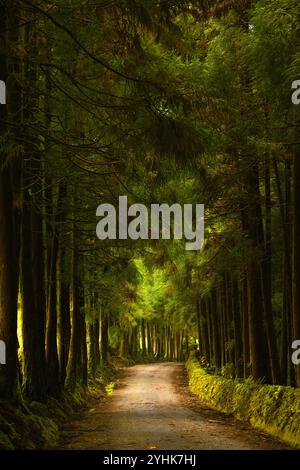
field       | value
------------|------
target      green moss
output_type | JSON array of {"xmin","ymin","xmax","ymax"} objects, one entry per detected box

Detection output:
[
  {"xmin": 0, "ymin": 430, "xmax": 14, "ymax": 450},
  {"xmin": 0, "ymin": 361, "xmax": 119, "ymax": 449},
  {"xmin": 0, "ymin": 400, "xmax": 60, "ymax": 449},
  {"xmin": 186, "ymin": 354, "xmax": 300, "ymax": 448},
  {"xmin": 33, "ymin": 415, "xmax": 58, "ymax": 448}
]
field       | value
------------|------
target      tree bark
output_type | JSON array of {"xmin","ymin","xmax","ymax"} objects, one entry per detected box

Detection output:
[
  {"xmin": 231, "ymin": 274, "xmax": 243, "ymax": 377},
  {"xmin": 58, "ymin": 245, "xmax": 70, "ymax": 386},
  {"xmin": 243, "ymin": 160, "xmax": 271, "ymax": 382},
  {"xmin": 292, "ymin": 153, "xmax": 300, "ymax": 386},
  {"xmin": 196, "ymin": 299, "xmax": 203, "ymax": 357},
  {"xmin": 200, "ymin": 299, "xmax": 210, "ymax": 364},
  {"xmin": 0, "ymin": 2, "xmax": 21, "ymax": 401},
  {"xmin": 147, "ymin": 321, "xmax": 152, "ymax": 355},
  {"xmin": 242, "ymin": 277, "xmax": 250, "ymax": 378},
  {"xmin": 45, "ymin": 224, "xmax": 60, "ymax": 396},
  {"xmin": 101, "ymin": 309, "xmax": 109, "ymax": 364},
  {"xmin": 141, "ymin": 318, "xmax": 146, "ymax": 355},
  {"xmin": 66, "ymin": 201, "xmax": 82, "ymax": 390},
  {"xmin": 258, "ymin": 154, "xmax": 281, "ymax": 384}
]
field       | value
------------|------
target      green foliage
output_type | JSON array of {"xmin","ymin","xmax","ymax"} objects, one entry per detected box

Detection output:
[{"xmin": 187, "ymin": 354, "xmax": 300, "ymax": 448}]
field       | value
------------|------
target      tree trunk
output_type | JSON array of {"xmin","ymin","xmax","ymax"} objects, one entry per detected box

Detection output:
[
  {"xmin": 242, "ymin": 277, "xmax": 250, "ymax": 378},
  {"xmin": 46, "ymin": 225, "xmax": 60, "ymax": 396},
  {"xmin": 210, "ymin": 289, "xmax": 221, "ymax": 369},
  {"xmin": 258, "ymin": 154, "xmax": 281, "ymax": 384},
  {"xmin": 224, "ymin": 273, "xmax": 234, "ymax": 365},
  {"xmin": 292, "ymin": 153, "xmax": 300, "ymax": 386},
  {"xmin": 0, "ymin": 132, "xmax": 19, "ymax": 400},
  {"xmin": 196, "ymin": 299, "xmax": 203, "ymax": 357},
  {"xmin": 200, "ymin": 299, "xmax": 210, "ymax": 364},
  {"xmin": 231, "ymin": 275, "xmax": 243, "ymax": 377},
  {"xmin": 89, "ymin": 318, "xmax": 100, "ymax": 378},
  {"xmin": 247, "ymin": 264, "xmax": 270, "ymax": 381},
  {"xmin": 147, "ymin": 321, "xmax": 152, "ymax": 355},
  {"xmin": 0, "ymin": 2, "xmax": 21, "ymax": 401},
  {"xmin": 243, "ymin": 161, "xmax": 271, "ymax": 382},
  {"xmin": 101, "ymin": 310, "xmax": 109, "ymax": 364},
  {"xmin": 58, "ymin": 245, "xmax": 71, "ymax": 386},
  {"xmin": 81, "ymin": 313, "xmax": 88, "ymax": 386},
  {"xmin": 141, "ymin": 318, "xmax": 146, "ymax": 355},
  {"xmin": 219, "ymin": 280, "xmax": 227, "ymax": 367},
  {"xmin": 66, "ymin": 206, "xmax": 82, "ymax": 390}
]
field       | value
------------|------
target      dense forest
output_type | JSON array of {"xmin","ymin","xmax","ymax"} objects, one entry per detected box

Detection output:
[{"xmin": 1, "ymin": 0, "xmax": 300, "ymax": 411}]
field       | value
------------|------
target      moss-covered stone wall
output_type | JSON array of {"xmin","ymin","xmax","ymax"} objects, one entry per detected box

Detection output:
[{"xmin": 186, "ymin": 354, "xmax": 300, "ymax": 448}]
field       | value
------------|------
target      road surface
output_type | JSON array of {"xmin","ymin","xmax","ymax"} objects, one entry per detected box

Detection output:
[{"xmin": 59, "ymin": 362, "xmax": 289, "ymax": 450}]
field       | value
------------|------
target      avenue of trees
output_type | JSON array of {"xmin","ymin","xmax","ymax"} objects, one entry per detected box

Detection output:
[{"xmin": 1, "ymin": 0, "xmax": 300, "ymax": 405}]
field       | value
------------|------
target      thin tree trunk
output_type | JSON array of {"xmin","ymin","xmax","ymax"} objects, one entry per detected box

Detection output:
[
  {"xmin": 101, "ymin": 310, "xmax": 109, "ymax": 364},
  {"xmin": 46, "ymin": 226, "xmax": 60, "ymax": 396},
  {"xmin": 141, "ymin": 318, "xmax": 146, "ymax": 355},
  {"xmin": 81, "ymin": 313, "xmax": 88, "ymax": 386},
  {"xmin": 147, "ymin": 321, "xmax": 152, "ymax": 355},
  {"xmin": 292, "ymin": 153, "xmax": 300, "ymax": 386},
  {"xmin": 196, "ymin": 299, "xmax": 203, "ymax": 357},
  {"xmin": 243, "ymin": 161, "xmax": 271, "ymax": 382},
  {"xmin": 58, "ymin": 245, "xmax": 70, "ymax": 386},
  {"xmin": 200, "ymin": 299, "xmax": 210, "ymax": 364},
  {"xmin": 231, "ymin": 275, "xmax": 243, "ymax": 377},
  {"xmin": 94, "ymin": 318, "xmax": 100, "ymax": 366},
  {"xmin": 210, "ymin": 289, "xmax": 221, "ymax": 369},
  {"xmin": 66, "ymin": 198, "xmax": 82, "ymax": 390},
  {"xmin": 220, "ymin": 279, "xmax": 227, "ymax": 367},
  {"xmin": 242, "ymin": 277, "xmax": 250, "ymax": 378},
  {"xmin": 258, "ymin": 154, "xmax": 281, "ymax": 384}
]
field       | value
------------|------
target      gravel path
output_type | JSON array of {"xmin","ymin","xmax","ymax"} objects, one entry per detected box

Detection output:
[{"xmin": 59, "ymin": 362, "xmax": 290, "ymax": 450}]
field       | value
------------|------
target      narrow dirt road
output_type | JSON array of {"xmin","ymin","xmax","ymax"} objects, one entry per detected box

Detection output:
[{"xmin": 60, "ymin": 363, "xmax": 289, "ymax": 450}]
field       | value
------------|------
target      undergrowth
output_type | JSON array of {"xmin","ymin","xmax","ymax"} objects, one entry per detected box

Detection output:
[{"xmin": 0, "ymin": 358, "xmax": 125, "ymax": 450}]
